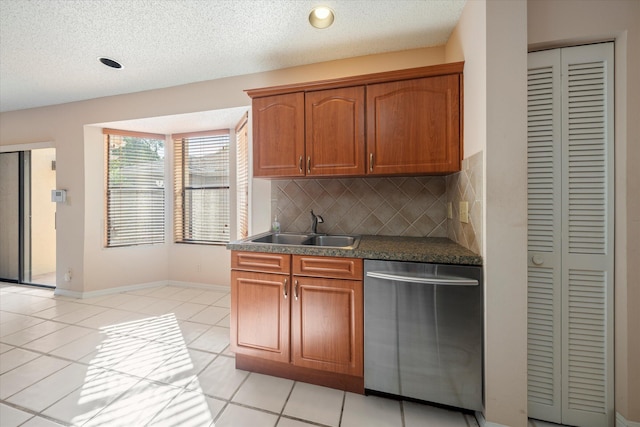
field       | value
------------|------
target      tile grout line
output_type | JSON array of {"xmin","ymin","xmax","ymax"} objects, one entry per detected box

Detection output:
[
  {"xmin": 2, "ymin": 400, "xmax": 72, "ymax": 427},
  {"xmin": 1, "ymin": 340, "xmax": 230, "ymax": 425},
  {"xmin": 2, "ymin": 283, "xmax": 478, "ymax": 427},
  {"xmin": 273, "ymin": 376, "xmax": 296, "ymax": 427},
  {"xmin": 338, "ymin": 390, "xmax": 346, "ymax": 427},
  {"xmin": 0, "ymin": 286, "xmax": 232, "ymax": 427}
]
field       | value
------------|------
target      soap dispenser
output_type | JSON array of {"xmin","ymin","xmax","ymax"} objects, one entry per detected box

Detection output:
[{"xmin": 272, "ymin": 215, "xmax": 280, "ymax": 233}]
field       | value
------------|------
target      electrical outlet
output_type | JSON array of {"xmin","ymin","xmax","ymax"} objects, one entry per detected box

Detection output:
[
  {"xmin": 460, "ymin": 201, "xmax": 469, "ymax": 224},
  {"xmin": 447, "ymin": 202, "xmax": 453, "ymax": 219}
]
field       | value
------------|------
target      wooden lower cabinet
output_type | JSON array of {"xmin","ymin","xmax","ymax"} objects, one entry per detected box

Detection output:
[
  {"xmin": 230, "ymin": 251, "xmax": 364, "ymax": 392},
  {"xmin": 230, "ymin": 270, "xmax": 290, "ymax": 363},
  {"xmin": 291, "ymin": 276, "xmax": 363, "ymax": 376}
]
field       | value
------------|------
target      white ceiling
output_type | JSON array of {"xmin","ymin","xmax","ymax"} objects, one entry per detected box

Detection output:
[
  {"xmin": 95, "ymin": 106, "xmax": 250, "ymax": 135},
  {"xmin": 0, "ymin": 0, "xmax": 465, "ymax": 131}
]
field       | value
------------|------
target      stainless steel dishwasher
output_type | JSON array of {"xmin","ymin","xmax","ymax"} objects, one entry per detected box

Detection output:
[{"xmin": 364, "ymin": 259, "xmax": 483, "ymax": 412}]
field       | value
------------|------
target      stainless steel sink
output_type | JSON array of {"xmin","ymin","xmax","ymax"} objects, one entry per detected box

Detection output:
[
  {"xmin": 246, "ymin": 232, "xmax": 360, "ymax": 249},
  {"xmin": 250, "ymin": 233, "xmax": 311, "ymax": 245},
  {"xmin": 305, "ymin": 235, "xmax": 357, "ymax": 247}
]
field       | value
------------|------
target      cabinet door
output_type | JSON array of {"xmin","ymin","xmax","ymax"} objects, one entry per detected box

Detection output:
[
  {"xmin": 231, "ymin": 270, "xmax": 290, "ymax": 363},
  {"xmin": 291, "ymin": 276, "xmax": 363, "ymax": 376},
  {"xmin": 293, "ymin": 255, "xmax": 363, "ymax": 280},
  {"xmin": 367, "ymin": 75, "xmax": 461, "ymax": 174},
  {"xmin": 232, "ymin": 251, "xmax": 291, "ymax": 274},
  {"xmin": 253, "ymin": 93, "xmax": 305, "ymax": 177},
  {"xmin": 305, "ymin": 87, "xmax": 365, "ymax": 176}
]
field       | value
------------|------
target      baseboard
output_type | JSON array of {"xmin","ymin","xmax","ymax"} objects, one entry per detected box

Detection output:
[
  {"xmin": 236, "ymin": 354, "xmax": 364, "ymax": 394},
  {"xmin": 617, "ymin": 412, "xmax": 640, "ymax": 427},
  {"xmin": 54, "ymin": 280, "xmax": 229, "ymax": 299},
  {"xmin": 167, "ymin": 280, "xmax": 229, "ymax": 293},
  {"xmin": 476, "ymin": 412, "xmax": 640, "ymax": 427},
  {"xmin": 475, "ymin": 411, "xmax": 510, "ymax": 427}
]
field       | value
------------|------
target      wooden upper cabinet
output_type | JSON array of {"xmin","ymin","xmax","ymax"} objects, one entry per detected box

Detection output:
[
  {"xmin": 253, "ymin": 93, "xmax": 305, "ymax": 177},
  {"xmin": 247, "ymin": 62, "xmax": 464, "ymax": 178},
  {"xmin": 367, "ymin": 75, "xmax": 461, "ymax": 175},
  {"xmin": 305, "ymin": 87, "xmax": 365, "ymax": 176}
]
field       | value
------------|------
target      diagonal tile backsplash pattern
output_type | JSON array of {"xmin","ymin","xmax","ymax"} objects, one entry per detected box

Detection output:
[
  {"xmin": 446, "ymin": 151, "xmax": 483, "ymax": 255},
  {"xmin": 272, "ymin": 177, "xmax": 448, "ymax": 238}
]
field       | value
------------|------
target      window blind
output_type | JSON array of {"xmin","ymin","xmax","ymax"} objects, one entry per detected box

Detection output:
[
  {"xmin": 173, "ymin": 130, "xmax": 230, "ymax": 244},
  {"xmin": 104, "ymin": 129, "xmax": 165, "ymax": 247},
  {"xmin": 236, "ymin": 113, "xmax": 249, "ymax": 240}
]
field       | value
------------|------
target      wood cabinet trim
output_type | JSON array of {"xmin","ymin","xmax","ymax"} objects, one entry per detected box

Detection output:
[
  {"xmin": 232, "ymin": 251, "xmax": 291, "ymax": 274},
  {"xmin": 246, "ymin": 62, "xmax": 464, "ymax": 98},
  {"xmin": 292, "ymin": 255, "xmax": 363, "ymax": 280},
  {"xmin": 236, "ymin": 354, "xmax": 364, "ymax": 394}
]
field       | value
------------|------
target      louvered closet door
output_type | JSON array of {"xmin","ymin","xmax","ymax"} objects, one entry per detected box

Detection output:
[
  {"xmin": 560, "ymin": 43, "xmax": 614, "ymax": 427},
  {"xmin": 527, "ymin": 42, "xmax": 614, "ymax": 427},
  {"xmin": 527, "ymin": 48, "xmax": 563, "ymax": 424}
]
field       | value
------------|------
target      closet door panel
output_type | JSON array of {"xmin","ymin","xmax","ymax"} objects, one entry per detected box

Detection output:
[
  {"xmin": 560, "ymin": 43, "xmax": 614, "ymax": 427},
  {"xmin": 527, "ymin": 49, "xmax": 562, "ymax": 423},
  {"xmin": 527, "ymin": 42, "xmax": 614, "ymax": 427}
]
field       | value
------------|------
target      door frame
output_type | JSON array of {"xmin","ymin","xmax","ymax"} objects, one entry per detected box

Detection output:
[{"xmin": 0, "ymin": 142, "xmax": 56, "ymax": 288}]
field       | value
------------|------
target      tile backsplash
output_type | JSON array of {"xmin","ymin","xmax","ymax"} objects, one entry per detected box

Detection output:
[
  {"xmin": 270, "ymin": 152, "xmax": 483, "ymax": 256},
  {"xmin": 272, "ymin": 177, "xmax": 448, "ymax": 237},
  {"xmin": 446, "ymin": 151, "xmax": 483, "ymax": 255}
]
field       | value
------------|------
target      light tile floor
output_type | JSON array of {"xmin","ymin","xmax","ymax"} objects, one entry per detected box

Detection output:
[{"xmin": 0, "ymin": 282, "xmax": 484, "ymax": 427}]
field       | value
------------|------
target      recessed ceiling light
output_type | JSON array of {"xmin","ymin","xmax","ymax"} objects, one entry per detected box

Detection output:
[
  {"xmin": 309, "ymin": 6, "xmax": 335, "ymax": 29},
  {"xmin": 98, "ymin": 57, "xmax": 123, "ymax": 69}
]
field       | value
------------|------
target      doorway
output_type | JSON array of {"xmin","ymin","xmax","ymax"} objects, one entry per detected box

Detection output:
[{"xmin": 0, "ymin": 148, "xmax": 57, "ymax": 287}]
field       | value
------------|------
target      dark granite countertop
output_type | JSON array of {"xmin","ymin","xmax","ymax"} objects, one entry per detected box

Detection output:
[{"xmin": 227, "ymin": 234, "xmax": 482, "ymax": 266}]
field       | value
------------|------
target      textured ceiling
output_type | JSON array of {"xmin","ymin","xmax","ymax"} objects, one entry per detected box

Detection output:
[{"xmin": 0, "ymin": 0, "xmax": 465, "ymax": 114}]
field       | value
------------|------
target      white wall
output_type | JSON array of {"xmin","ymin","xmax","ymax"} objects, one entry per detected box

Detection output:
[
  {"xmin": 446, "ymin": 1, "xmax": 529, "ymax": 426},
  {"xmin": 0, "ymin": 46, "xmax": 447, "ymax": 294},
  {"xmin": 82, "ymin": 126, "xmax": 171, "ymax": 291},
  {"xmin": 444, "ymin": 4, "xmax": 486, "ymax": 160},
  {"xmin": 484, "ymin": 1, "xmax": 529, "ymax": 424}
]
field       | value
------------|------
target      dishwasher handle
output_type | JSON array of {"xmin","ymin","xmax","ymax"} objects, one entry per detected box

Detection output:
[{"xmin": 366, "ymin": 271, "xmax": 478, "ymax": 286}]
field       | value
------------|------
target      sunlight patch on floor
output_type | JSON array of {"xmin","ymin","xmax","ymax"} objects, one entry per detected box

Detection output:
[{"xmin": 75, "ymin": 313, "xmax": 215, "ymax": 426}]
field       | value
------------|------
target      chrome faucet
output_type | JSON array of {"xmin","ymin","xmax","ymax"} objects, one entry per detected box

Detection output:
[{"xmin": 310, "ymin": 210, "xmax": 324, "ymax": 234}]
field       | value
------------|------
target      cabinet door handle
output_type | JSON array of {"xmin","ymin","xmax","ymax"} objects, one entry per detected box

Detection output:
[
  {"xmin": 283, "ymin": 278, "xmax": 288, "ymax": 299},
  {"xmin": 307, "ymin": 157, "xmax": 311, "ymax": 174},
  {"xmin": 294, "ymin": 279, "xmax": 299, "ymax": 301},
  {"xmin": 369, "ymin": 153, "xmax": 374, "ymax": 172},
  {"xmin": 298, "ymin": 156, "xmax": 303, "ymax": 173}
]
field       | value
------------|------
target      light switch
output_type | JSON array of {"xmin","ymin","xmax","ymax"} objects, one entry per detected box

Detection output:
[
  {"xmin": 51, "ymin": 189, "xmax": 66, "ymax": 203},
  {"xmin": 447, "ymin": 202, "xmax": 453, "ymax": 219},
  {"xmin": 460, "ymin": 201, "xmax": 469, "ymax": 223}
]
